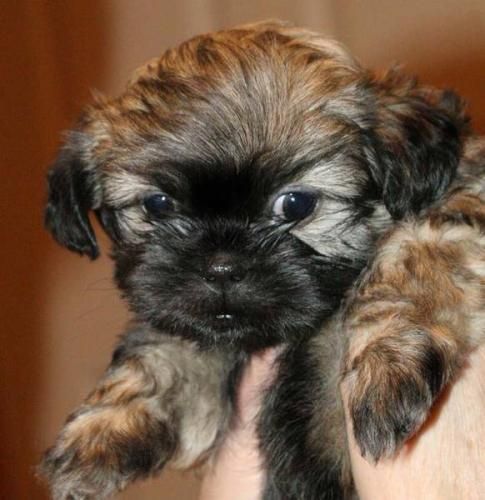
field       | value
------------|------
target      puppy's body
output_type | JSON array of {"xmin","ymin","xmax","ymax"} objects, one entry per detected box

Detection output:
[{"xmin": 41, "ymin": 22, "xmax": 482, "ymax": 499}]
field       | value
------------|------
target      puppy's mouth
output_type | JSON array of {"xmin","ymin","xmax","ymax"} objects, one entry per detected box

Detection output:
[
  {"xmin": 200, "ymin": 289, "xmax": 246, "ymax": 328},
  {"xmin": 208, "ymin": 314, "xmax": 238, "ymax": 333},
  {"xmin": 212, "ymin": 293, "xmax": 239, "ymax": 324},
  {"xmin": 214, "ymin": 312, "xmax": 235, "ymax": 322},
  {"xmin": 204, "ymin": 302, "xmax": 242, "ymax": 329},
  {"xmin": 196, "ymin": 296, "xmax": 270, "ymax": 334}
]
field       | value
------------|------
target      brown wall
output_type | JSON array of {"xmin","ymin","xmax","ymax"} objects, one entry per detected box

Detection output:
[{"xmin": 1, "ymin": 1, "xmax": 484, "ymax": 499}]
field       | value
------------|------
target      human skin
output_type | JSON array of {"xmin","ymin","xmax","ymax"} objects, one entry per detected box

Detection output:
[{"xmin": 200, "ymin": 344, "xmax": 485, "ymax": 500}]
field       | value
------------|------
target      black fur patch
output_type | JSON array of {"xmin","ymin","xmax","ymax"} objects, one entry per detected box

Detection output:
[{"xmin": 259, "ymin": 342, "xmax": 346, "ymax": 500}]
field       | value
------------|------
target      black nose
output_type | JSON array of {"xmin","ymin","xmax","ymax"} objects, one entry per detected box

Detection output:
[{"xmin": 203, "ymin": 253, "xmax": 246, "ymax": 285}]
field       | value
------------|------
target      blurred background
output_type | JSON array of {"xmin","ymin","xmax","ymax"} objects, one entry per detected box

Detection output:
[{"xmin": 1, "ymin": 1, "xmax": 484, "ymax": 498}]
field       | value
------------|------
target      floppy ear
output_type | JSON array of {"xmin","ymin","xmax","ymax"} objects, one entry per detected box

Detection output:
[
  {"xmin": 371, "ymin": 69, "xmax": 469, "ymax": 219},
  {"xmin": 45, "ymin": 133, "xmax": 99, "ymax": 259}
]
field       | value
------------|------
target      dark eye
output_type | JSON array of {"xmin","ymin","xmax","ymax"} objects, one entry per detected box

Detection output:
[
  {"xmin": 143, "ymin": 193, "xmax": 174, "ymax": 217},
  {"xmin": 273, "ymin": 191, "xmax": 318, "ymax": 221}
]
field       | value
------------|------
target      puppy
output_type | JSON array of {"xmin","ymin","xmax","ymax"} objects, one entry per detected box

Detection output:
[{"xmin": 40, "ymin": 21, "xmax": 475, "ymax": 499}]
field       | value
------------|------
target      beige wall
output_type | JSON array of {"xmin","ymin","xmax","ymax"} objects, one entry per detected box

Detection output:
[{"xmin": 1, "ymin": 2, "xmax": 484, "ymax": 499}]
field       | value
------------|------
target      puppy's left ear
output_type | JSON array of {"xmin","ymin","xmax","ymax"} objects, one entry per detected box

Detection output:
[
  {"xmin": 45, "ymin": 132, "xmax": 100, "ymax": 259},
  {"xmin": 371, "ymin": 69, "xmax": 470, "ymax": 219}
]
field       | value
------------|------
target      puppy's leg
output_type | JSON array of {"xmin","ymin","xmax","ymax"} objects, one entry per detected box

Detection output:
[
  {"xmin": 40, "ymin": 328, "xmax": 232, "ymax": 499},
  {"xmin": 259, "ymin": 339, "xmax": 352, "ymax": 500},
  {"xmin": 342, "ymin": 188, "xmax": 485, "ymax": 462}
]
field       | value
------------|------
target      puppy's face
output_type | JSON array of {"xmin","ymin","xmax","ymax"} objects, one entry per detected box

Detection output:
[{"xmin": 45, "ymin": 22, "xmax": 468, "ymax": 351}]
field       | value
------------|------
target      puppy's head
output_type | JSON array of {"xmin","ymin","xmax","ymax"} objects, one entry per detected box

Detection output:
[{"xmin": 45, "ymin": 22, "xmax": 469, "ymax": 351}]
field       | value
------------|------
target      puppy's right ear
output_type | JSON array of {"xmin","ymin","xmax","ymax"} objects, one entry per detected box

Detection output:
[{"xmin": 45, "ymin": 133, "xmax": 100, "ymax": 259}]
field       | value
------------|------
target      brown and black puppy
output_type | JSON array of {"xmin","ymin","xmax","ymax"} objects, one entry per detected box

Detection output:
[{"xmin": 40, "ymin": 21, "xmax": 478, "ymax": 499}]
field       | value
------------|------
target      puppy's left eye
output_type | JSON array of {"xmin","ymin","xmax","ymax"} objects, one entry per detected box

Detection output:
[
  {"xmin": 273, "ymin": 191, "xmax": 318, "ymax": 221},
  {"xmin": 143, "ymin": 193, "xmax": 174, "ymax": 217}
]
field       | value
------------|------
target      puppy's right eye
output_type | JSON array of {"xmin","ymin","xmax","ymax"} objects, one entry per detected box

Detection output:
[{"xmin": 143, "ymin": 193, "xmax": 174, "ymax": 217}]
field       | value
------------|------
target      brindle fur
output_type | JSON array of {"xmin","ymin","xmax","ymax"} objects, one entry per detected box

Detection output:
[
  {"xmin": 40, "ymin": 21, "xmax": 482, "ymax": 499},
  {"xmin": 342, "ymin": 140, "xmax": 485, "ymax": 461}
]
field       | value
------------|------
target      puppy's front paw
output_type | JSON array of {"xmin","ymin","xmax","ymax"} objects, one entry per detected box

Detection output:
[
  {"xmin": 344, "ymin": 329, "xmax": 457, "ymax": 462},
  {"xmin": 40, "ymin": 402, "xmax": 175, "ymax": 499}
]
